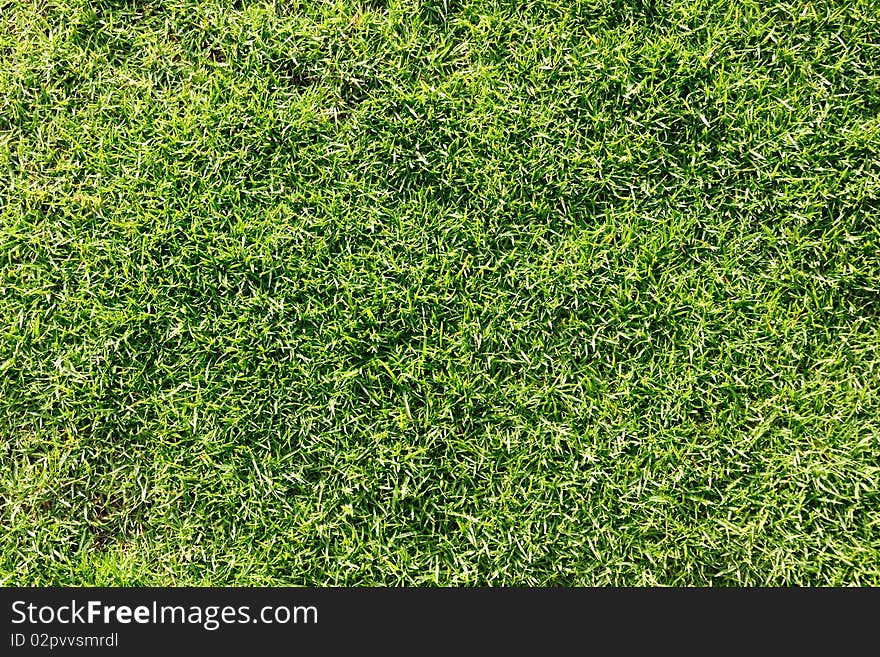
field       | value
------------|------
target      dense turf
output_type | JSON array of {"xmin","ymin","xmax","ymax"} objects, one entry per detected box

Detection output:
[{"xmin": 1, "ymin": 0, "xmax": 879, "ymax": 585}]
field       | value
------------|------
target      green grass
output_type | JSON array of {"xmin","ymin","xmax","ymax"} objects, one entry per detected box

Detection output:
[{"xmin": 1, "ymin": 0, "xmax": 879, "ymax": 586}]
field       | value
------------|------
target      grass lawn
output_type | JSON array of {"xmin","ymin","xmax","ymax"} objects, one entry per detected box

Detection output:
[{"xmin": 1, "ymin": 0, "xmax": 879, "ymax": 585}]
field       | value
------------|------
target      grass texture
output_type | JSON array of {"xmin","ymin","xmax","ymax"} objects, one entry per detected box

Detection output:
[{"xmin": 1, "ymin": 0, "xmax": 879, "ymax": 585}]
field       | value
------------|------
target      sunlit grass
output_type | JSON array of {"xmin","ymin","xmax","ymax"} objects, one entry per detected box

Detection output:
[{"xmin": 1, "ymin": 0, "xmax": 879, "ymax": 585}]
